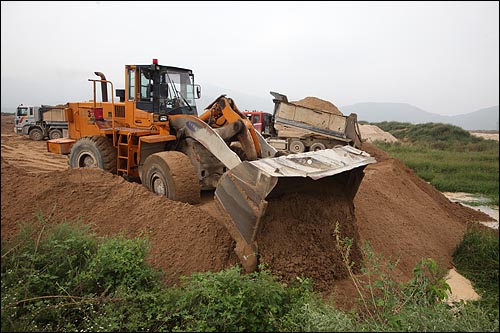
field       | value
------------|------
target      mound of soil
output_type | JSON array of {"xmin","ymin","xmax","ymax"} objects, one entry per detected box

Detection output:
[
  {"xmin": 259, "ymin": 183, "xmax": 362, "ymax": 292},
  {"xmin": 291, "ymin": 96, "xmax": 343, "ymax": 115},
  {"xmin": 356, "ymin": 142, "xmax": 491, "ymax": 279},
  {"xmin": 1, "ymin": 160, "xmax": 238, "ymax": 285},
  {"xmin": 359, "ymin": 124, "xmax": 399, "ymax": 143}
]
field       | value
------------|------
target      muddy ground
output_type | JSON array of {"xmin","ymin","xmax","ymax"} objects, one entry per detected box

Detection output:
[{"xmin": 1, "ymin": 114, "xmax": 495, "ymax": 309}]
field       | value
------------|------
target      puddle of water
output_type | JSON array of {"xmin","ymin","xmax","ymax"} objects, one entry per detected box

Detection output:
[{"xmin": 442, "ymin": 192, "xmax": 499, "ymax": 230}]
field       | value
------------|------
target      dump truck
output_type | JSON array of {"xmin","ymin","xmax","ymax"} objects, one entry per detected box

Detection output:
[
  {"xmin": 15, "ymin": 104, "xmax": 68, "ymax": 140},
  {"xmin": 46, "ymin": 59, "xmax": 376, "ymax": 272},
  {"xmin": 245, "ymin": 92, "xmax": 363, "ymax": 153}
]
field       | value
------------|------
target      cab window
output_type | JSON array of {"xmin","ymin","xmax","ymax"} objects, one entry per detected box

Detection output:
[
  {"xmin": 128, "ymin": 69, "xmax": 135, "ymax": 101},
  {"xmin": 16, "ymin": 107, "xmax": 28, "ymax": 116}
]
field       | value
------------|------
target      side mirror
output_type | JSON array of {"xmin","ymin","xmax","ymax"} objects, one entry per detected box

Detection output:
[{"xmin": 194, "ymin": 84, "xmax": 201, "ymax": 99}]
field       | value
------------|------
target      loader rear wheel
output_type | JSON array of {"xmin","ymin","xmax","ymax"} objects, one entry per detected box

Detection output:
[
  {"xmin": 288, "ymin": 140, "xmax": 305, "ymax": 153},
  {"xmin": 29, "ymin": 128, "xmax": 44, "ymax": 141},
  {"xmin": 49, "ymin": 129, "xmax": 63, "ymax": 140},
  {"xmin": 310, "ymin": 142, "xmax": 326, "ymax": 151},
  {"xmin": 68, "ymin": 136, "xmax": 117, "ymax": 173},
  {"xmin": 141, "ymin": 151, "xmax": 200, "ymax": 204}
]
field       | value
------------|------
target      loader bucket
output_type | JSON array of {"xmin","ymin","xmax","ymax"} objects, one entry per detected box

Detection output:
[{"xmin": 214, "ymin": 145, "xmax": 376, "ymax": 272}]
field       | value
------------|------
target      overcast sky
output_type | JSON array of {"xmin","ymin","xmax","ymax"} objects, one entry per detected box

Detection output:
[{"xmin": 1, "ymin": 1, "xmax": 498, "ymax": 115}]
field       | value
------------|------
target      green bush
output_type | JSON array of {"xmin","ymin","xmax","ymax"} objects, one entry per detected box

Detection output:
[
  {"xmin": 1, "ymin": 216, "xmax": 162, "ymax": 332},
  {"xmin": 161, "ymin": 266, "xmax": 313, "ymax": 332}
]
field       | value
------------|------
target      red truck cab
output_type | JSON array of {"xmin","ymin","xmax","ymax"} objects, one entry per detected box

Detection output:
[{"xmin": 243, "ymin": 111, "xmax": 273, "ymax": 137}]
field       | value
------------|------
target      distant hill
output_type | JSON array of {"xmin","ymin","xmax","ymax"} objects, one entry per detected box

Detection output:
[{"xmin": 340, "ymin": 103, "xmax": 499, "ymax": 131}]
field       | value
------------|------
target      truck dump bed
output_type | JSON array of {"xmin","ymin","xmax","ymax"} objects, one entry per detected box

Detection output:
[
  {"xmin": 271, "ymin": 92, "xmax": 362, "ymax": 147},
  {"xmin": 42, "ymin": 109, "xmax": 66, "ymax": 122},
  {"xmin": 40, "ymin": 107, "xmax": 66, "ymax": 122}
]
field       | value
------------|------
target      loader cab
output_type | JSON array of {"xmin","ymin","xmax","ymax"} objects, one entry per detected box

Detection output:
[{"xmin": 127, "ymin": 61, "xmax": 201, "ymax": 122}]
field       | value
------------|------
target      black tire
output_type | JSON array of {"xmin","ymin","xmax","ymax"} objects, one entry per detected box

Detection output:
[
  {"xmin": 68, "ymin": 136, "xmax": 117, "ymax": 173},
  {"xmin": 288, "ymin": 140, "xmax": 305, "ymax": 153},
  {"xmin": 309, "ymin": 142, "xmax": 326, "ymax": 151},
  {"xmin": 141, "ymin": 151, "xmax": 200, "ymax": 204},
  {"xmin": 29, "ymin": 128, "xmax": 44, "ymax": 141},
  {"xmin": 49, "ymin": 129, "xmax": 63, "ymax": 140}
]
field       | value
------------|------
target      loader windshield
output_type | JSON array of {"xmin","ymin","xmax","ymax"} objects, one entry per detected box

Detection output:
[
  {"xmin": 161, "ymin": 71, "xmax": 196, "ymax": 107},
  {"xmin": 136, "ymin": 65, "xmax": 197, "ymax": 116}
]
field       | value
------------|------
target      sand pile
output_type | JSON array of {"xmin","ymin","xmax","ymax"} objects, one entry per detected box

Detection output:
[
  {"xmin": 259, "ymin": 182, "xmax": 362, "ymax": 292},
  {"xmin": 359, "ymin": 124, "xmax": 399, "ymax": 143},
  {"xmin": 354, "ymin": 142, "xmax": 493, "ymax": 281},
  {"xmin": 0, "ymin": 157, "xmax": 363, "ymax": 291},
  {"xmin": 291, "ymin": 96, "xmax": 343, "ymax": 115},
  {"xmin": 0, "ymin": 159, "xmax": 237, "ymax": 285}
]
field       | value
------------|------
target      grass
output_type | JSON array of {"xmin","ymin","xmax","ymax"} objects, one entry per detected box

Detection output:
[{"xmin": 453, "ymin": 225, "xmax": 499, "ymax": 318}]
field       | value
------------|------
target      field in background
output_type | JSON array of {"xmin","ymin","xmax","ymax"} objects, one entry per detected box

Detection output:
[{"xmin": 371, "ymin": 122, "xmax": 499, "ymax": 206}]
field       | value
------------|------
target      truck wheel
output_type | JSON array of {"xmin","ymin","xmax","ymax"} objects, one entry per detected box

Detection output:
[
  {"xmin": 49, "ymin": 129, "xmax": 63, "ymax": 140},
  {"xmin": 310, "ymin": 142, "xmax": 326, "ymax": 151},
  {"xmin": 68, "ymin": 136, "xmax": 117, "ymax": 173},
  {"xmin": 288, "ymin": 140, "xmax": 305, "ymax": 153},
  {"xmin": 29, "ymin": 128, "xmax": 44, "ymax": 141},
  {"xmin": 141, "ymin": 151, "xmax": 200, "ymax": 204}
]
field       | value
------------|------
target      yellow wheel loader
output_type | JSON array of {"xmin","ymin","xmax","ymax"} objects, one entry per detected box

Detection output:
[{"xmin": 47, "ymin": 59, "xmax": 376, "ymax": 272}]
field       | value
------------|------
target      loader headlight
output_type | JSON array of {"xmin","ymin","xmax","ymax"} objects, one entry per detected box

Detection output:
[{"xmin": 159, "ymin": 115, "xmax": 167, "ymax": 121}]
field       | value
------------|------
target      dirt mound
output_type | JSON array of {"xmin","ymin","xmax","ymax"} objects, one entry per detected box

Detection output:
[
  {"xmin": 291, "ymin": 96, "xmax": 343, "ymax": 115},
  {"xmin": 1, "ymin": 160, "xmax": 237, "ymax": 284},
  {"xmin": 259, "ymin": 182, "xmax": 362, "ymax": 292},
  {"xmin": 469, "ymin": 131, "xmax": 499, "ymax": 142},
  {"xmin": 359, "ymin": 124, "xmax": 399, "ymax": 143},
  {"xmin": 355, "ymin": 143, "xmax": 489, "ymax": 280},
  {"xmin": 1, "ymin": 157, "xmax": 362, "ymax": 291}
]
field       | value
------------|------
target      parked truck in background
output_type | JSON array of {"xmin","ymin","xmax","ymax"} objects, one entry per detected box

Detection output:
[
  {"xmin": 15, "ymin": 104, "xmax": 68, "ymax": 141},
  {"xmin": 243, "ymin": 110, "xmax": 273, "ymax": 138},
  {"xmin": 244, "ymin": 92, "xmax": 363, "ymax": 153}
]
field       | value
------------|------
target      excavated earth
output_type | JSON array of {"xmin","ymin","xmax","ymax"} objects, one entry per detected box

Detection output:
[{"xmin": 1, "ymin": 113, "xmax": 495, "ymax": 310}]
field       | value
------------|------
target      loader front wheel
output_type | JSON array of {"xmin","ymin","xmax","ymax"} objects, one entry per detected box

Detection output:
[
  {"xmin": 68, "ymin": 136, "xmax": 117, "ymax": 173},
  {"xmin": 141, "ymin": 151, "xmax": 200, "ymax": 204}
]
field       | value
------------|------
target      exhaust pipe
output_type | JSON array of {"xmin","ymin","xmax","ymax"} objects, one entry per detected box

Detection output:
[{"xmin": 94, "ymin": 72, "xmax": 108, "ymax": 102}]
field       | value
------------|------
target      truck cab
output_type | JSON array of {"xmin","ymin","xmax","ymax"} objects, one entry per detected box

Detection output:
[
  {"xmin": 243, "ymin": 111, "xmax": 274, "ymax": 138},
  {"xmin": 14, "ymin": 105, "xmax": 37, "ymax": 134}
]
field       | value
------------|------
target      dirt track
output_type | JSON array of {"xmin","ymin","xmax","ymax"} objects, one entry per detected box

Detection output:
[{"xmin": 1, "ymin": 114, "xmax": 495, "ymax": 309}]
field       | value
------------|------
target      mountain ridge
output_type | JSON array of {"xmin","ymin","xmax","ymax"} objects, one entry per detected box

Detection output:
[{"xmin": 340, "ymin": 103, "xmax": 499, "ymax": 131}]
